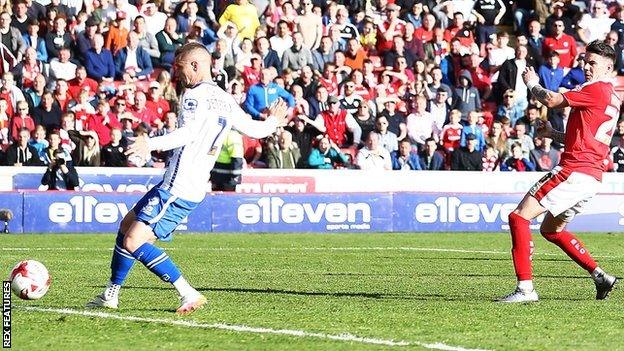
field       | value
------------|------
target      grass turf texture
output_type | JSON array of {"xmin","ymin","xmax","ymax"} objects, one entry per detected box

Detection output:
[{"xmin": 2, "ymin": 233, "xmax": 623, "ymax": 351}]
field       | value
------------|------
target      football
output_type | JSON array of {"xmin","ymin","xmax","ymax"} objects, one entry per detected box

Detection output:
[{"xmin": 8, "ymin": 260, "xmax": 51, "ymax": 300}]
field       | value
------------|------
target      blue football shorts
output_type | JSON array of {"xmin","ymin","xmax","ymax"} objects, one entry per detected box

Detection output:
[{"xmin": 134, "ymin": 185, "xmax": 199, "ymax": 241}]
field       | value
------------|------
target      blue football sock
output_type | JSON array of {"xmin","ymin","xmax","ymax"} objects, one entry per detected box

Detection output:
[
  {"xmin": 131, "ymin": 242, "xmax": 181, "ymax": 283},
  {"xmin": 110, "ymin": 231, "xmax": 136, "ymax": 285}
]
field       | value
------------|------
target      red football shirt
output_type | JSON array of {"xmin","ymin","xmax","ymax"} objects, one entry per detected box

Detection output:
[{"xmin": 561, "ymin": 80, "xmax": 621, "ymax": 180}]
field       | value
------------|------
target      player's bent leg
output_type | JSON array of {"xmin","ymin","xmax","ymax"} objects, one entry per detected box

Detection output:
[
  {"xmin": 498, "ymin": 194, "xmax": 545, "ymax": 303},
  {"xmin": 540, "ymin": 214, "xmax": 618, "ymax": 300}
]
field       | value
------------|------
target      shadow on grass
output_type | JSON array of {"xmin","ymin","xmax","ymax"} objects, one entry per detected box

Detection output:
[{"xmin": 114, "ymin": 285, "xmax": 593, "ymax": 303}]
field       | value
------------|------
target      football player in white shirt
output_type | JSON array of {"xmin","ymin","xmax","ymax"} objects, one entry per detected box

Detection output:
[{"xmin": 87, "ymin": 43, "xmax": 288, "ymax": 315}]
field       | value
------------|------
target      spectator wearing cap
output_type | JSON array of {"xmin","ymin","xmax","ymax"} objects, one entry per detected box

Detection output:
[
  {"xmin": 419, "ymin": 137, "xmax": 445, "ymax": 170},
  {"xmin": 44, "ymin": 16, "xmax": 71, "ymax": 61},
  {"xmin": 376, "ymin": 3, "xmax": 406, "ymax": 54},
  {"xmin": 244, "ymin": 67, "xmax": 295, "ymax": 120},
  {"xmin": 356, "ymin": 131, "xmax": 392, "ymax": 170},
  {"xmin": 282, "ymin": 31, "xmax": 314, "ymax": 72},
  {"xmin": 0, "ymin": 12, "xmax": 26, "ymax": 63},
  {"xmin": 145, "ymin": 81, "xmax": 170, "ymax": 120},
  {"xmin": 315, "ymin": 95, "xmax": 362, "ymax": 148},
  {"xmin": 21, "ymin": 19, "xmax": 47, "ymax": 62},
  {"xmin": 76, "ymin": 17, "xmax": 99, "ymax": 64},
  {"xmin": 543, "ymin": 19, "xmax": 577, "ymax": 68},
  {"xmin": 218, "ymin": 0, "xmax": 260, "ymax": 40},
  {"xmin": 86, "ymin": 99, "xmax": 121, "ymax": 147},
  {"xmin": 86, "ymin": 34, "xmax": 115, "ymax": 82},
  {"xmin": 538, "ymin": 51, "xmax": 564, "ymax": 92},
  {"xmin": 68, "ymin": 66, "xmax": 98, "ymax": 97},
  {"xmin": 156, "ymin": 17, "xmax": 184, "ymax": 69},
  {"xmin": 452, "ymin": 70, "xmax": 481, "ymax": 120},
  {"xmin": 451, "ymin": 132, "xmax": 483, "ymax": 171},
  {"xmin": 133, "ymin": 15, "xmax": 160, "ymax": 63},
  {"xmin": 11, "ymin": 47, "xmax": 44, "ymax": 90},
  {"xmin": 391, "ymin": 138, "xmax": 422, "ymax": 170},
  {"xmin": 296, "ymin": 0, "xmax": 322, "ymax": 50},
  {"xmin": 114, "ymin": 31, "xmax": 153, "ymax": 80},
  {"xmin": 49, "ymin": 47, "xmax": 77, "ymax": 81},
  {"xmin": 105, "ymin": 10, "xmax": 129, "ymax": 55},
  {"xmin": 250, "ymin": 37, "xmax": 278, "ymax": 75}
]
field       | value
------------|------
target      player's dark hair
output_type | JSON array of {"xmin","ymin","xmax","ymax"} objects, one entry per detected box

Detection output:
[{"xmin": 587, "ymin": 40, "xmax": 616, "ymax": 64}]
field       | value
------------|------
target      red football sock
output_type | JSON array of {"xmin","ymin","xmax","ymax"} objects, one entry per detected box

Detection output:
[
  {"xmin": 541, "ymin": 230, "xmax": 598, "ymax": 273},
  {"xmin": 509, "ymin": 212, "xmax": 534, "ymax": 281}
]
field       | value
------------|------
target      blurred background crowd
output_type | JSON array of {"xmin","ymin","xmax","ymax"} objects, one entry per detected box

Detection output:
[{"xmin": 2, "ymin": 0, "xmax": 624, "ymax": 186}]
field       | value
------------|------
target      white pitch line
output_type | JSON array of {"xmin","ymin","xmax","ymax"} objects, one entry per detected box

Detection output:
[
  {"xmin": 0, "ymin": 246, "xmax": 617, "ymax": 258},
  {"xmin": 19, "ymin": 306, "xmax": 490, "ymax": 351}
]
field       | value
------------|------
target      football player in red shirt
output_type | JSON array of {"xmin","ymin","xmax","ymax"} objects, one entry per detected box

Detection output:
[{"xmin": 500, "ymin": 40, "xmax": 619, "ymax": 303}]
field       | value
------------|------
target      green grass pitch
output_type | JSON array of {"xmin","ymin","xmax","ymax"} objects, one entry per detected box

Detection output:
[{"xmin": 2, "ymin": 233, "xmax": 623, "ymax": 351}]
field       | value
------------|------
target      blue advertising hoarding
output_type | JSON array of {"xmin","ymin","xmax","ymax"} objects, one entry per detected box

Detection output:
[
  {"xmin": 4, "ymin": 191, "xmax": 624, "ymax": 233},
  {"xmin": 210, "ymin": 193, "xmax": 394, "ymax": 232},
  {"xmin": 0, "ymin": 192, "xmax": 24, "ymax": 234}
]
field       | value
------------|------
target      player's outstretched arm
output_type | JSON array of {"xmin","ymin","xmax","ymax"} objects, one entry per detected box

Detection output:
[
  {"xmin": 523, "ymin": 67, "xmax": 569, "ymax": 109},
  {"xmin": 232, "ymin": 99, "xmax": 289, "ymax": 139}
]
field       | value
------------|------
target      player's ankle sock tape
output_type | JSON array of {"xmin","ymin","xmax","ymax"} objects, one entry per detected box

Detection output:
[
  {"xmin": 110, "ymin": 230, "xmax": 136, "ymax": 285},
  {"xmin": 509, "ymin": 212, "xmax": 533, "ymax": 281},
  {"xmin": 541, "ymin": 230, "xmax": 598, "ymax": 272},
  {"xmin": 132, "ymin": 242, "xmax": 181, "ymax": 283}
]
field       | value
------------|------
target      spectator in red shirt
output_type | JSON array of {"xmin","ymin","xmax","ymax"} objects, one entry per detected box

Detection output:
[
  {"xmin": 10, "ymin": 100, "xmax": 35, "ymax": 142},
  {"xmin": 132, "ymin": 91, "xmax": 158, "ymax": 127},
  {"xmin": 68, "ymin": 66, "xmax": 98, "ymax": 98},
  {"xmin": 376, "ymin": 3, "xmax": 406, "ymax": 54},
  {"xmin": 543, "ymin": 19, "xmax": 578, "ymax": 68},
  {"xmin": 145, "ymin": 81, "xmax": 170, "ymax": 120},
  {"xmin": 414, "ymin": 13, "xmax": 436, "ymax": 43},
  {"xmin": 53, "ymin": 78, "xmax": 71, "ymax": 112},
  {"xmin": 240, "ymin": 53, "xmax": 262, "ymax": 90},
  {"xmin": 86, "ymin": 99, "xmax": 122, "ymax": 146}
]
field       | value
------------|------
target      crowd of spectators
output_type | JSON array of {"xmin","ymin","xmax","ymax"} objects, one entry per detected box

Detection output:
[{"xmin": 1, "ymin": 0, "xmax": 624, "ymax": 176}]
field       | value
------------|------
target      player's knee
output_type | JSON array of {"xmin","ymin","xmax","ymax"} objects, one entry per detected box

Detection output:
[
  {"xmin": 539, "ymin": 225, "xmax": 559, "ymax": 241},
  {"xmin": 508, "ymin": 211, "xmax": 527, "ymax": 225}
]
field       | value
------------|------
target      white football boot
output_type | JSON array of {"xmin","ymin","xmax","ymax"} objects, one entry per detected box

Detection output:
[
  {"xmin": 497, "ymin": 287, "xmax": 539, "ymax": 303},
  {"xmin": 176, "ymin": 293, "xmax": 207, "ymax": 315},
  {"xmin": 86, "ymin": 283, "xmax": 120, "ymax": 309}
]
